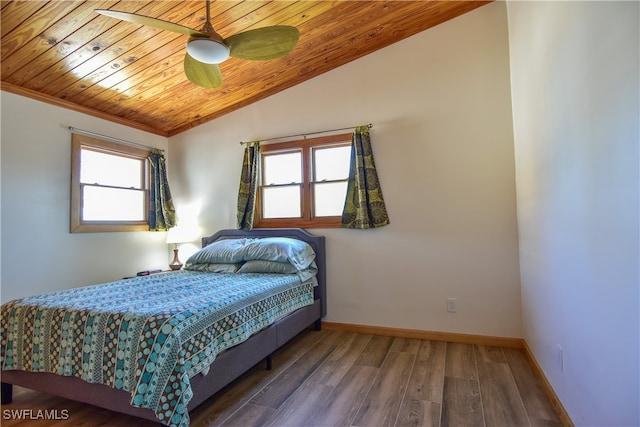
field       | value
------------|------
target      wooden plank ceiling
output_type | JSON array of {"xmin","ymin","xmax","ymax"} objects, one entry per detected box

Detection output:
[{"xmin": 1, "ymin": 1, "xmax": 490, "ymax": 137}]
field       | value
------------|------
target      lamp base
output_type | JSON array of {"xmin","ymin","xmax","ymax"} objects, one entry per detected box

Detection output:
[{"xmin": 169, "ymin": 248, "xmax": 182, "ymax": 270}]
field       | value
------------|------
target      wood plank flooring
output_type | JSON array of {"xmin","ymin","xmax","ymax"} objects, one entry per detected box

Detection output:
[{"xmin": 1, "ymin": 329, "xmax": 564, "ymax": 426}]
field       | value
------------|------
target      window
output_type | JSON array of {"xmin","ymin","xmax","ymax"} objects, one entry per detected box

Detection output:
[
  {"xmin": 255, "ymin": 133, "xmax": 352, "ymax": 228},
  {"xmin": 70, "ymin": 133, "xmax": 150, "ymax": 232}
]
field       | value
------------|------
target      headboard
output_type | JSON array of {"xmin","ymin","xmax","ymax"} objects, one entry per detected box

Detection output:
[{"xmin": 202, "ymin": 228, "xmax": 326, "ymax": 317}]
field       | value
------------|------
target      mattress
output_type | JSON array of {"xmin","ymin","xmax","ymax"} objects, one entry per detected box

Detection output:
[{"xmin": 0, "ymin": 271, "xmax": 314, "ymax": 426}]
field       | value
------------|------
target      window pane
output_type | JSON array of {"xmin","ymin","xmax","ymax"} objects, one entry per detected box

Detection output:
[
  {"xmin": 82, "ymin": 186, "xmax": 145, "ymax": 221},
  {"xmin": 263, "ymin": 186, "xmax": 301, "ymax": 218},
  {"xmin": 81, "ymin": 149, "xmax": 143, "ymax": 188},
  {"xmin": 263, "ymin": 152, "xmax": 302, "ymax": 185},
  {"xmin": 314, "ymin": 146, "xmax": 351, "ymax": 181},
  {"xmin": 314, "ymin": 181, "xmax": 348, "ymax": 217}
]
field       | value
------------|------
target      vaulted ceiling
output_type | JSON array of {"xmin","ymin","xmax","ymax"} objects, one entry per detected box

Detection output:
[{"xmin": 1, "ymin": 1, "xmax": 490, "ymax": 136}]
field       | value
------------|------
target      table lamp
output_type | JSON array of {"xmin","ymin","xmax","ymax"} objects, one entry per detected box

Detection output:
[{"xmin": 166, "ymin": 227, "xmax": 187, "ymax": 270}]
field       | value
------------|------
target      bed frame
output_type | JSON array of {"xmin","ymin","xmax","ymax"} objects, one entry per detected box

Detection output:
[{"xmin": 1, "ymin": 228, "xmax": 326, "ymax": 423}]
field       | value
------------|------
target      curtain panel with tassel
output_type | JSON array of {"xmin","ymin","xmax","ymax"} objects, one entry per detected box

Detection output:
[
  {"xmin": 341, "ymin": 126, "xmax": 390, "ymax": 229},
  {"xmin": 237, "ymin": 141, "xmax": 260, "ymax": 230},
  {"xmin": 148, "ymin": 149, "xmax": 176, "ymax": 231}
]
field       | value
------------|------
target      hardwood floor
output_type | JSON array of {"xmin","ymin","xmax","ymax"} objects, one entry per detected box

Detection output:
[{"xmin": 1, "ymin": 329, "xmax": 564, "ymax": 426}]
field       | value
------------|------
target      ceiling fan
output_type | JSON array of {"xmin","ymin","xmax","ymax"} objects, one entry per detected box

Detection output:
[{"xmin": 96, "ymin": 0, "xmax": 299, "ymax": 88}]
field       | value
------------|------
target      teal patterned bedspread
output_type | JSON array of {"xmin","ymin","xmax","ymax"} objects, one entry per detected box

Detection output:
[{"xmin": 0, "ymin": 271, "xmax": 314, "ymax": 426}]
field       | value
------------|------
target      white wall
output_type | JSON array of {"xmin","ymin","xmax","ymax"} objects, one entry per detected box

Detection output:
[
  {"xmin": 0, "ymin": 92, "xmax": 170, "ymax": 303},
  {"xmin": 3, "ymin": 1, "xmax": 638, "ymax": 423},
  {"xmin": 169, "ymin": 2, "xmax": 522, "ymax": 337},
  {"xmin": 507, "ymin": 1, "xmax": 640, "ymax": 425}
]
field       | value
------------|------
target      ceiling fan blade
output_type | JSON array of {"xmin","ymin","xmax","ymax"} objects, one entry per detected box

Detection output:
[
  {"xmin": 226, "ymin": 26, "xmax": 299, "ymax": 61},
  {"xmin": 184, "ymin": 53, "xmax": 223, "ymax": 88},
  {"xmin": 96, "ymin": 9, "xmax": 206, "ymax": 37}
]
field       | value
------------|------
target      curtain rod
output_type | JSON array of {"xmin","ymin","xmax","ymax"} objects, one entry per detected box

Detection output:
[
  {"xmin": 239, "ymin": 123, "xmax": 372, "ymax": 145},
  {"xmin": 68, "ymin": 126, "xmax": 163, "ymax": 152}
]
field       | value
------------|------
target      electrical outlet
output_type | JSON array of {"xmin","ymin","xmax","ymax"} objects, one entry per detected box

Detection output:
[{"xmin": 446, "ymin": 298, "xmax": 457, "ymax": 313}]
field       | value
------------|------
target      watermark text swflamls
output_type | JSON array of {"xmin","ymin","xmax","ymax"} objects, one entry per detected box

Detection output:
[{"xmin": 3, "ymin": 409, "xmax": 70, "ymax": 420}]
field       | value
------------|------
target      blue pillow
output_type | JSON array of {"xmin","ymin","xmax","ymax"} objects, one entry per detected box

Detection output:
[
  {"xmin": 185, "ymin": 238, "xmax": 249, "ymax": 265},
  {"xmin": 185, "ymin": 237, "xmax": 316, "ymax": 271},
  {"xmin": 241, "ymin": 237, "xmax": 316, "ymax": 270},
  {"xmin": 237, "ymin": 260, "xmax": 298, "ymax": 274},
  {"xmin": 183, "ymin": 263, "xmax": 242, "ymax": 273},
  {"xmin": 297, "ymin": 261, "xmax": 318, "ymax": 283},
  {"xmin": 237, "ymin": 259, "xmax": 318, "ymax": 284}
]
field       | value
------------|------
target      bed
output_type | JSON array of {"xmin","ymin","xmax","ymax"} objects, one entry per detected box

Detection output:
[{"xmin": 0, "ymin": 228, "xmax": 326, "ymax": 426}]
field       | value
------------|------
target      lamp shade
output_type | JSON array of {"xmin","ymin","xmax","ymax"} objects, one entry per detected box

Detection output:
[
  {"xmin": 186, "ymin": 38, "xmax": 230, "ymax": 64},
  {"xmin": 166, "ymin": 227, "xmax": 186, "ymax": 244},
  {"xmin": 166, "ymin": 225, "xmax": 200, "ymax": 244}
]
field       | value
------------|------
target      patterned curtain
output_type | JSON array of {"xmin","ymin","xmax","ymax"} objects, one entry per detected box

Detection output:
[
  {"xmin": 237, "ymin": 141, "xmax": 260, "ymax": 230},
  {"xmin": 341, "ymin": 126, "xmax": 390, "ymax": 229},
  {"xmin": 148, "ymin": 149, "xmax": 176, "ymax": 231}
]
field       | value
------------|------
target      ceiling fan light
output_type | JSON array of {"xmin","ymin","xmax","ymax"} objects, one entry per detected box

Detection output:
[{"xmin": 186, "ymin": 38, "xmax": 230, "ymax": 64}]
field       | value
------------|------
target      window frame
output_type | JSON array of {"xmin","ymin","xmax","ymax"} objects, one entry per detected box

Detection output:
[
  {"xmin": 255, "ymin": 133, "xmax": 352, "ymax": 229},
  {"xmin": 70, "ymin": 133, "xmax": 151, "ymax": 233}
]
